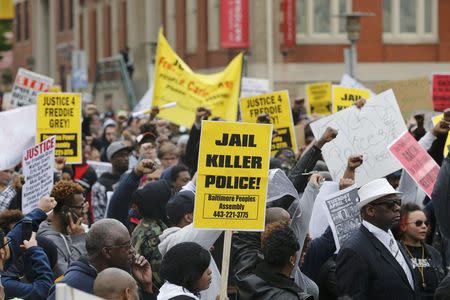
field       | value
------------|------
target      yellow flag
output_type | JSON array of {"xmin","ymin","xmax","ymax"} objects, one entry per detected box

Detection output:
[
  {"xmin": 332, "ymin": 85, "xmax": 370, "ymax": 113},
  {"xmin": 0, "ymin": 0, "xmax": 14, "ymax": 20},
  {"xmin": 153, "ymin": 29, "xmax": 243, "ymax": 128}
]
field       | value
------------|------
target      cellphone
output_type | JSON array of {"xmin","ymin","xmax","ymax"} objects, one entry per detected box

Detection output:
[
  {"xmin": 61, "ymin": 207, "xmax": 80, "ymax": 226},
  {"xmin": 22, "ymin": 220, "xmax": 33, "ymax": 241}
]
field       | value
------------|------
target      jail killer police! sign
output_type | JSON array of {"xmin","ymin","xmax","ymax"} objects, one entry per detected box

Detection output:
[
  {"xmin": 37, "ymin": 93, "xmax": 82, "ymax": 164},
  {"xmin": 194, "ymin": 121, "xmax": 272, "ymax": 231}
]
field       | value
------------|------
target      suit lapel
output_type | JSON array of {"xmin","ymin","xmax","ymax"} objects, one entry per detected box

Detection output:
[{"xmin": 360, "ymin": 226, "xmax": 414, "ymax": 291}]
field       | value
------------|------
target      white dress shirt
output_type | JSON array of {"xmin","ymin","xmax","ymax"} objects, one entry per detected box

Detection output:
[{"xmin": 362, "ymin": 220, "xmax": 415, "ymax": 289}]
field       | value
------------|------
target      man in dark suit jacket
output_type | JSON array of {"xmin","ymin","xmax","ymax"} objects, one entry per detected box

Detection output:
[{"xmin": 336, "ymin": 178, "xmax": 419, "ymax": 300}]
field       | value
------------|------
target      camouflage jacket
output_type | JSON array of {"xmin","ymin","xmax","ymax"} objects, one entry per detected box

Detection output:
[{"xmin": 131, "ymin": 218, "xmax": 168, "ymax": 290}]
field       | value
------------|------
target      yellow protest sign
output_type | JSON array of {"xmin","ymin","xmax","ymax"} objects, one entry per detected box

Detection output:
[
  {"xmin": 240, "ymin": 90, "xmax": 297, "ymax": 155},
  {"xmin": 194, "ymin": 121, "xmax": 272, "ymax": 231},
  {"xmin": 36, "ymin": 93, "xmax": 82, "ymax": 164},
  {"xmin": 432, "ymin": 114, "xmax": 450, "ymax": 157},
  {"xmin": 306, "ymin": 82, "xmax": 332, "ymax": 115},
  {"xmin": 332, "ymin": 85, "xmax": 370, "ymax": 113},
  {"xmin": 49, "ymin": 85, "xmax": 62, "ymax": 93},
  {"xmin": 0, "ymin": 0, "xmax": 14, "ymax": 20},
  {"xmin": 153, "ymin": 29, "xmax": 243, "ymax": 128}
]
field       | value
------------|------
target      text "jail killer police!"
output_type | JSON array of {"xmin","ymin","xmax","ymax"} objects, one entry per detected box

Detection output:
[{"xmin": 204, "ymin": 133, "xmax": 263, "ymax": 189}]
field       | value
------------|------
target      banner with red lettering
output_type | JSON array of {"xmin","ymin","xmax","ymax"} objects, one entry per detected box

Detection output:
[
  {"xmin": 11, "ymin": 68, "xmax": 54, "ymax": 107},
  {"xmin": 388, "ymin": 131, "xmax": 440, "ymax": 198},
  {"xmin": 220, "ymin": 0, "xmax": 249, "ymax": 48},
  {"xmin": 432, "ymin": 74, "xmax": 450, "ymax": 111},
  {"xmin": 22, "ymin": 136, "xmax": 56, "ymax": 214},
  {"xmin": 283, "ymin": 0, "xmax": 296, "ymax": 48}
]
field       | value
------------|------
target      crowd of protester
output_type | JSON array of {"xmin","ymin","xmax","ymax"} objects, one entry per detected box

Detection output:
[{"xmin": 0, "ymin": 98, "xmax": 449, "ymax": 300}]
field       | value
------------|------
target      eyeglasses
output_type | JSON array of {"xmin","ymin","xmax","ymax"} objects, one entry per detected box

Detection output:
[
  {"xmin": 66, "ymin": 201, "xmax": 87, "ymax": 210},
  {"xmin": 407, "ymin": 220, "xmax": 430, "ymax": 227},
  {"xmin": 104, "ymin": 240, "xmax": 133, "ymax": 251},
  {"xmin": 371, "ymin": 198, "xmax": 402, "ymax": 209}
]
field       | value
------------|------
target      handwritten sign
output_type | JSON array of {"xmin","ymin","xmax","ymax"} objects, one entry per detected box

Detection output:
[
  {"xmin": 306, "ymin": 82, "xmax": 332, "ymax": 116},
  {"xmin": 332, "ymin": 85, "xmax": 371, "ymax": 113},
  {"xmin": 389, "ymin": 131, "xmax": 440, "ymax": 198},
  {"xmin": 22, "ymin": 136, "xmax": 56, "ymax": 214},
  {"xmin": 240, "ymin": 90, "xmax": 297, "ymax": 155},
  {"xmin": 310, "ymin": 89, "xmax": 407, "ymax": 187},
  {"xmin": 194, "ymin": 121, "xmax": 272, "ymax": 231},
  {"xmin": 36, "ymin": 93, "xmax": 82, "ymax": 164},
  {"xmin": 322, "ymin": 185, "xmax": 360, "ymax": 251},
  {"xmin": 11, "ymin": 68, "xmax": 54, "ymax": 107},
  {"xmin": 340, "ymin": 74, "xmax": 375, "ymax": 96},
  {"xmin": 432, "ymin": 74, "xmax": 450, "ymax": 112},
  {"xmin": 374, "ymin": 76, "xmax": 432, "ymax": 119}
]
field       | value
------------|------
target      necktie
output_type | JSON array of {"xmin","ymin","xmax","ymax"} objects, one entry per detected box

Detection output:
[{"xmin": 389, "ymin": 238, "xmax": 414, "ymax": 289}]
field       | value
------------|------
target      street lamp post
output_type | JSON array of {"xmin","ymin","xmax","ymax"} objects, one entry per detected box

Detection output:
[{"xmin": 337, "ymin": 12, "xmax": 374, "ymax": 78}]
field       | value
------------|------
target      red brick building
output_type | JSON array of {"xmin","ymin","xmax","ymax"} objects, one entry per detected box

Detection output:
[{"xmin": 11, "ymin": 0, "xmax": 450, "ymax": 98}]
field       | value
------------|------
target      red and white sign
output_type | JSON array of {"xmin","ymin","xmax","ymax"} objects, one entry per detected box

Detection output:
[
  {"xmin": 388, "ymin": 131, "xmax": 440, "ymax": 198},
  {"xmin": 220, "ymin": 0, "xmax": 249, "ymax": 49},
  {"xmin": 22, "ymin": 136, "xmax": 56, "ymax": 214},
  {"xmin": 11, "ymin": 68, "xmax": 54, "ymax": 107},
  {"xmin": 432, "ymin": 73, "xmax": 450, "ymax": 112},
  {"xmin": 283, "ymin": 0, "xmax": 296, "ymax": 48}
]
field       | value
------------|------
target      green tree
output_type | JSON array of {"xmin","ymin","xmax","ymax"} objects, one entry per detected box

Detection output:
[{"xmin": 0, "ymin": 21, "xmax": 13, "ymax": 60}]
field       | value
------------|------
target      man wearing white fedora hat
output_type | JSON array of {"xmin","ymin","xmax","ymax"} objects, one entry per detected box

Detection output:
[{"xmin": 336, "ymin": 178, "xmax": 420, "ymax": 300}]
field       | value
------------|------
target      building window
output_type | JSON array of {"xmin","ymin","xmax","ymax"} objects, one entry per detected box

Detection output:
[
  {"xmin": 24, "ymin": 1, "xmax": 29, "ymax": 40},
  {"xmin": 296, "ymin": 0, "xmax": 352, "ymax": 44},
  {"xmin": 383, "ymin": 0, "xmax": 437, "ymax": 43},
  {"xmin": 59, "ymin": 0, "xmax": 65, "ymax": 32},
  {"xmin": 15, "ymin": 3, "xmax": 21, "ymax": 42},
  {"xmin": 69, "ymin": 0, "xmax": 74, "ymax": 29},
  {"xmin": 207, "ymin": 0, "xmax": 220, "ymax": 51},
  {"xmin": 185, "ymin": 0, "xmax": 198, "ymax": 53},
  {"xmin": 165, "ymin": 0, "xmax": 176, "ymax": 48}
]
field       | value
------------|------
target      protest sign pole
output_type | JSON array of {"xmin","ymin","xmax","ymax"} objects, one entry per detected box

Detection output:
[{"xmin": 219, "ymin": 230, "xmax": 233, "ymax": 300}]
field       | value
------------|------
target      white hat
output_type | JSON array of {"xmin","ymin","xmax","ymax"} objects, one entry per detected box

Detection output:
[{"xmin": 357, "ymin": 178, "xmax": 402, "ymax": 209}]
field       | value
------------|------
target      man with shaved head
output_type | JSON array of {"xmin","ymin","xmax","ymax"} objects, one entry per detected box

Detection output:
[
  {"xmin": 94, "ymin": 268, "xmax": 139, "ymax": 300},
  {"xmin": 47, "ymin": 219, "xmax": 154, "ymax": 299},
  {"xmin": 265, "ymin": 207, "xmax": 291, "ymax": 225}
]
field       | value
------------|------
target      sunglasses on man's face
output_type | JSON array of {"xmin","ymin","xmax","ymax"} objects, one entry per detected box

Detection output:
[
  {"xmin": 371, "ymin": 198, "xmax": 402, "ymax": 209},
  {"xmin": 407, "ymin": 220, "xmax": 430, "ymax": 227}
]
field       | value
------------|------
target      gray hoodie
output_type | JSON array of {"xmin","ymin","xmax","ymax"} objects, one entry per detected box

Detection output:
[{"xmin": 37, "ymin": 221, "xmax": 87, "ymax": 278}]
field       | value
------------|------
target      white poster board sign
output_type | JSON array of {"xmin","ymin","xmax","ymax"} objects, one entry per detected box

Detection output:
[
  {"xmin": 322, "ymin": 185, "xmax": 361, "ymax": 251},
  {"xmin": 0, "ymin": 105, "xmax": 36, "ymax": 170},
  {"xmin": 310, "ymin": 89, "xmax": 406, "ymax": 186},
  {"xmin": 87, "ymin": 160, "xmax": 112, "ymax": 178},
  {"xmin": 240, "ymin": 77, "xmax": 270, "ymax": 98},
  {"xmin": 22, "ymin": 136, "xmax": 56, "ymax": 214},
  {"xmin": 340, "ymin": 73, "xmax": 375, "ymax": 97},
  {"xmin": 11, "ymin": 68, "xmax": 54, "ymax": 107}
]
